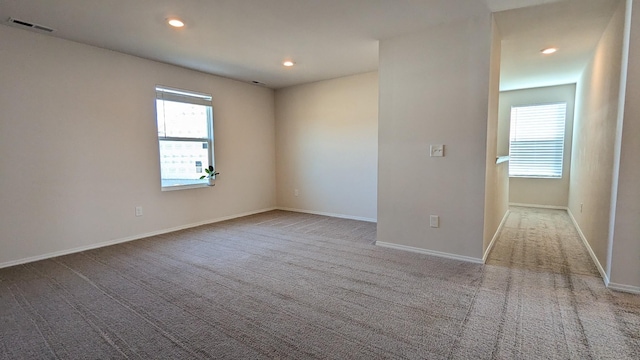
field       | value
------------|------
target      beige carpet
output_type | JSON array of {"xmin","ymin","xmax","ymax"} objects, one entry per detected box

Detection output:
[
  {"xmin": 0, "ymin": 208, "xmax": 638, "ymax": 359},
  {"xmin": 462, "ymin": 207, "xmax": 639, "ymax": 359}
]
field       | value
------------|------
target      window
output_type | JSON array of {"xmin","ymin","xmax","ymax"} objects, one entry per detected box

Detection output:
[
  {"xmin": 509, "ymin": 102, "xmax": 567, "ymax": 178},
  {"xmin": 155, "ymin": 86, "xmax": 214, "ymax": 189}
]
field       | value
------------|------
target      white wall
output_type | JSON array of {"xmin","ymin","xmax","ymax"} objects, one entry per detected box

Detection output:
[
  {"xmin": 0, "ymin": 25, "xmax": 277, "ymax": 266},
  {"xmin": 500, "ymin": 84, "xmax": 576, "ymax": 207},
  {"xmin": 483, "ymin": 17, "xmax": 509, "ymax": 258},
  {"xmin": 274, "ymin": 72, "xmax": 378, "ymax": 221},
  {"xmin": 569, "ymin": 0, "xmax": 626, "ymax": 280},
  {"xmin": 377, "ymin": 13, "xmax": 492, "ymax": 261},
  {"xmin": 610, "ymin": 0, "xmax": 640, "ymax": 290}
]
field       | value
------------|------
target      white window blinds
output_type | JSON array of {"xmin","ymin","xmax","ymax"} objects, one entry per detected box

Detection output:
[{"xmin": 509, "ymin": 102, "xmax": 567, "ymax": 178}]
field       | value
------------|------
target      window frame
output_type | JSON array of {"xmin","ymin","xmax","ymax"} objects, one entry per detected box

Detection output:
[
  {"xmin": 508, "ymin": 102, "xmax": 567, "ymax": 179},
  {"xmin": 155, "ymin": 85, "xmax": 215, "ymax": 191}
]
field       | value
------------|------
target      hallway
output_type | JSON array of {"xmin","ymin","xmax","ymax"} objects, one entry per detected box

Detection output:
[
  {"xmin": 489, "ymin": 207, "xmax": 599, "ymax": 276},
  {"xmin": 455, "ymin": 207, "xmax": 640, "ymax": 359}
]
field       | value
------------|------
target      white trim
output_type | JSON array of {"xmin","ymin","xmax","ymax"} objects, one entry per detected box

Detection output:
[
  {"xmin": 375, "ymin": 241, "xmax": 484, "ymax": 264},
  {"xmin": 607, "ymin": 282, "xmax": 640, "ymax": 295},
  {"xmin": 566, "ymin": 208, "xmax": 610, "ymax": 286},
  {"xmin": 607, "ymin": 0, "xmax": 634, "ymax": 282},
  {"xmin": 483, "ymin": 209, "xmax": 511, "ymax": 263},
  {"xmin": 277, "ymin": 207, "xmax": 377, "ymax": 223},
  {"xmin": 509, "ymin": 202, "xmax": 567, "ymax": 210},
  {"xmin": 0, "ymin": 207, "xmax": 277, "ymax": 269},
  {"xmin": 161, "ymin": 183, "xmax": 209, "ymax": 191}
]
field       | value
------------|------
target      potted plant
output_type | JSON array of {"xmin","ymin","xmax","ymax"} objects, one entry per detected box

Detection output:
[{"xmin": 199, "ymin": 165, "xmax": 220, "ymax": 186}]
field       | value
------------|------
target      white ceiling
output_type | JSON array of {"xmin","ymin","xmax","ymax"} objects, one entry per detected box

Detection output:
[
  {"xmin": 0, "ymin": 0, "xmax": 619, "ymax": 90},
  {"xmin": 496, "ymin": 0, "xmax": 620, "ymax": 91}
]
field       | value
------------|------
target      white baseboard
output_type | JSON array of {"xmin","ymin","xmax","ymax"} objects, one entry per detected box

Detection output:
[
  {"xmin": 509, "ymin": 202, "xmax": 568, "ymax": 210},
  {"xmin": 483, "ymin": 209, "xmax": 511, "ymax": 263},
  {"xmin": 277, "ymin": 207, "xmax": 377, "ymax": 223},
  {"xmin": 375, "ymin": 241, "xmax": 484, "ymax": 264},
  {"xmin": 0, "ymin": 207, "xmax": 278, "ymax": 269},
  {"xmin": 566, "ymin": 208, "xmax": 610, "ymax": 286},
  {"xmin": 607, "ymin": 282, "xmax": 640, "ymax": 295}
]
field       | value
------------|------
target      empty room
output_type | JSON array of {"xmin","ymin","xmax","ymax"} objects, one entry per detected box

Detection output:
[{"xmin": 1, "ymin": 0, "xmax": 639, "ymax": 359}]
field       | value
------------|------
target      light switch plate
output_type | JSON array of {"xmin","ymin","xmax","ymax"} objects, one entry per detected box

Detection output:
[{"xmin": 430, "ymin": 144, "xmax": 444, "ymax": 157}]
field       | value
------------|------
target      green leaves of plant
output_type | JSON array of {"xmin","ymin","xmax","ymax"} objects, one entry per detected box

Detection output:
[{"xmin": 201, "ymin": 166, "xmax": 219, "ymax": 179}]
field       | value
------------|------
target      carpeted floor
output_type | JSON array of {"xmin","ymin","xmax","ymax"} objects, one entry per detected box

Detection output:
[
  {"xmin": 464, "ymin": 207, "xmax": 639, "ymax": 359},
  {"xmin": 0, "ymin": 208, "xmax": 638, "ymax": 359}
]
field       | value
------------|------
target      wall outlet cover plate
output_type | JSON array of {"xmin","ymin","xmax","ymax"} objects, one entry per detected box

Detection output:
[{"xmin": 430, "ymin": 144, "xmax": 444, "ymax": 157}]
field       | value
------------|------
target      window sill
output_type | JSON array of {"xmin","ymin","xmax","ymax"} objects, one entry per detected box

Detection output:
[
  {"xmin": 496, "ymin": 156, "xmax": 510, "ymax": 164},
  {"xmin": 161, "ymin": 183, "xmax": 210, "ymax": 191},
  {"xmin": 509, "ymin": 176, "xmax": 562, "ymax": 179}
]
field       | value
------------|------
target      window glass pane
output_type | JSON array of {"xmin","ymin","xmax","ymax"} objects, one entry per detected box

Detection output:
[
  {"xmin": 159, "ymin": 140, "xmax": 210, "ymax": 187},
  {"xmin": 509, "ymin": 103, "xmax": 566, "ymax": 178},
  {"xmin": 156, "ymin": 99, "xmax": 209, "ymax": 139}
]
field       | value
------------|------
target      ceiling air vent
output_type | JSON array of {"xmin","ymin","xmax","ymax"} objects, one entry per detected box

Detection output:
[{"xmin": 7, "ymin": 17, "xmax": 55, "ymax": 33}]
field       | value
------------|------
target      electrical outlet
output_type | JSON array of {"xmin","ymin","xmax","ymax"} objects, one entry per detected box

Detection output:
[
  {"xmin": 430, "ymin": 215, "xmax": 439, "ymax": 228},
  {"xmin": 580, "ymin": 203, "xmax": 583, "ymax": 213},
  {"xmin": 430, "ymin": 144, "xmax": 444, "ymax": 157},
  {"xmin": 294, "ymin": 189, "xmax": 299, "ymax": 197},
  {"xmin": 135, "ymin": 206, "xmax": 143, "ymax": 217}
]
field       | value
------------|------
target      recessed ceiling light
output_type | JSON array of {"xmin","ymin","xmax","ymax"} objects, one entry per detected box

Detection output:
[
  {"xmin": 167, "ymin": 18, "xmax": 185, "ymax": 28},
  {"xmin": 283, "ymin": 60, "xmax": 295, "ymax": 67},
  {"xmin": 541, "ymin": 47, "xmax": 557, "ymax": 55}
]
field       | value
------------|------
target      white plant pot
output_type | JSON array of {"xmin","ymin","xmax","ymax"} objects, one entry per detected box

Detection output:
[{"xmin": 207, "ymin": 178, "xmax": 216, "ymax": 186}]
